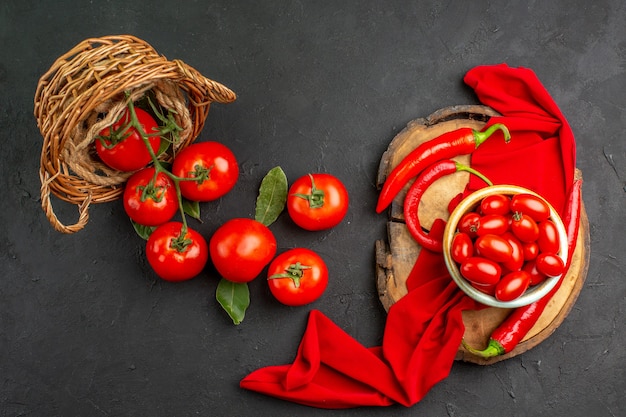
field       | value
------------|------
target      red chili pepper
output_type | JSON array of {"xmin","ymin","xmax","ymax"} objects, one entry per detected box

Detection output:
[
  {"xmin": 404, "ymin": 160, "xmax": 492, "ymax": 252},
  {"xmin": 377, "ymin": 123, "xmax": 510, "ymax": 214},
  {"xmin": 463, "ymin": 179, "xmax": 583, "ymax": 358}
]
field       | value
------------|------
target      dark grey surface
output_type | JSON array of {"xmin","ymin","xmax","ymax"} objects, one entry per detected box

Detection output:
[{"xmin": 1, "ymin": 1, "xmax": 624, "ymax": 416}]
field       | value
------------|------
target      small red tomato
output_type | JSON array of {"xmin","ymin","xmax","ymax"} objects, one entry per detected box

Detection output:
[
  {"xmin": 535, "ymin": 253, "xmax": 566, "ymax": 277},
  {"xmin": 451, "ymin": 232, "xmax": 474, "ymax": 264},
  {"xmin": 458, "ymin": 212, "xmax": 481, "ymax": 238},
  {"xmin": 480, "ymin": 194, "xmax": 510, "ymax": 216},
  {"xmin": 460, "ymin": 257, "xmax": 502, "ymax": 286},
  {"xmin": 146, "ymin": 222, "xmax": 208, "ymax": 282},
  {"xmin": 511, "ymin": 213, "xmax": 539, "ymax": 243},
  {"xmin": 522, "ymin": 241, "xmax": 540, "ymax": 261},
  {"xmin": 209, "ymin": 218, "xmax": 277, "ymax": 283},
  {"xmin": 95, "ymin": 107, "xmax": 161, "ymax": 172},
  {"xmin": 470, "ymin": 281, "xmax": 497, "ymax": 296},
  {"xmin": 501, "ymin": 232, "xmax": 525, "ymax": 272},
  {"xmin": 287, "ymin": 173, "xmax": 349, "ymax": 231},
  {"xmin": 537, "ymin": 220, "xmax": 560, "ymax": 254},
  {"xmin": 495, "ymin": 270, "xmax": 531, "ymax": 301},
  {"xmin": 171, "ymin": 141, "xmax": 239, "ymax": 202},
  {"xmin": 474, "ymin": 234, "xmax": 514, "ymax": 263},
  {"xmin": 476, "ymin": 214, "xmax": 509, "ymax": 236},
  {"xmin": 510, "ymin": 193, "xmax": 551, "ymax": 223},
  {"xmin": 123, "ymin": 167, "xmax": 179, "ymax": 226},
  {"xmin": 523, "ymin": 260, "xmax": 547, "ymax": 286},
  {"xmin": 267, "ymin": 248, "xmax": 329, "ymax": 306}
]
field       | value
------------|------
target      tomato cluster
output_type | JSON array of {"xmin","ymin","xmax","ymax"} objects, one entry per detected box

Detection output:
[{"xmin": 450, "ymin": 193, "xmax": 566, "ymax": 302}]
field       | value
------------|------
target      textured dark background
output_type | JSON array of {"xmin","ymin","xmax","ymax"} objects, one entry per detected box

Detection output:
[{"xmin": 1, "ymin": 1, "xmax": 624, "ymax": 416}]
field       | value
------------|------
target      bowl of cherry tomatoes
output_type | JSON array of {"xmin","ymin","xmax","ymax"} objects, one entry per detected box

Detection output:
[{"xmin": 442, "ymin": 185, "xmax": 568, "ymax": 308}]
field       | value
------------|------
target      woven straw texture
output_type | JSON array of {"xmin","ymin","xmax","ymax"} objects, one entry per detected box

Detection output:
[{"xmin": 34, "ymin": 35, "xmax": 236, "ymax": 234}]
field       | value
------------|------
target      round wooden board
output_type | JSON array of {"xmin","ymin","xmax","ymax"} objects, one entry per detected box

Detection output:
[{"xmin": 374, "ymin": 105, "xmax": 590, "ymax": 365}]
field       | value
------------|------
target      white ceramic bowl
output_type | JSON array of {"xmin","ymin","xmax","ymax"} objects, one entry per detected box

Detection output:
[{"xmin": 442, "ymin": 185, "xmax": 568, "ymax": 308}]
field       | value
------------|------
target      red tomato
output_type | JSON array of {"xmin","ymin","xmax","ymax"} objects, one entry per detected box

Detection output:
[
  {"xmin": 123, "ymin": 167, "xmax": 178, "ymax": 226},
  {"xmin": 535, "ymin": 253, "xmax": 566, "ymax": 277},
  {"xmin": 460, "ymin": 257, "xmax": 502, "ymax": 286},
  {"xmin": 495, "ymin": 270, "xmax": 531, "ymax": 301},
  {"xmin": 510, "ymin": 213, "xmax": 539, "ymax": 243},
  {"xmin": 267, "ymin": 248, "xmax": 328, "ymax": 306},
  {"xmin": 458, "ymin": 212, "xmax": 480, "ymax": 238},
  {"xmin": 510, "ymin": 193, "xmax": 551, "ymax": 222},
  {"xmin": 145, "ymin": 222, "xmax": 208, "ymax": 282},
  {"xmin": 451, "ymin": 232, "xmax": 474, "ymax": 264},
  {"xmin": 523, "ymin": 260, "xmax": 547, "ymax": 286},
  {"xmin": 470, "ymin": 281, "xmax": 497, "ymax": 296},
  {"xmin": 480, "ymin": 194, "xmax": 510, "ymax": 216},
  {"xmin": 501, "ymin": 232, "xmax": 525, "ymax": 272},
  {"xmin": 476, "ymin": 214, "xmax": 509, "ymax": 236},
  {"xmin": 209, "ymin": 218, "xmax": 277, "ymax": 283},
  {"xmin": 287, "ymin": 173, "xmax": 349, "ymax": 231},
  {"xmin": 171, "ymin": 141, "xmax": 239, "ymax": 202},
  {"xmin": 537, "ymin": 220, "xmax": 560, "ymax": 254},
  {"xmin": 474, "ymin": 234, "xmax": 513, "ymax": 263},
  {"xmin": 95, "ymin": 107, "xmax": 161, "ymax": 172},
  {"xmin": 522, "ymin": 241, "xmax": 540, "ymax": 261}
]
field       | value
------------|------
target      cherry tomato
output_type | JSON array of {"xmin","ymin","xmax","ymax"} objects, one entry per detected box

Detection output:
[
  {"xmin": 474, "ymin": 234, "xmax": 513, "ymax": 263},
  {"xmin": 501, "ymin": 232, "xmax": 525, "ymax": 272},
  {"xmin": 470, "ymin": 281, "xmax": 497, "ymax": 296},
  {"xmin": 209, "ymin": 218, "xmax": 277, "ymax": 283},
  {"xmin": 287, "ymin": 173, "xmax": 349, "ymax": 231},
  {"xmin": 123, "ymin": 168, "xmax": 178, "ymax": 226},
  {"xmin": 146, "ymin": 222, "xmax": 208, "ymax": 282},
  {"xmin": 171, "ymin": 141, "xmax": 239, "ymax": 202},
  {"xmin": 267, "ymin": 248, "xmax": 328, "ymax": 306},
  {"xmin": 510, "ymin": 213, "xmax": 539, "ymax": 243},
  {"xmin": 451, "ymin": 232, "xmax": 474, "ymax": 264},
  {"xmin": 95, "ymin": 107, "xmax": 161, "ymax": 172},
  {"xmin": 535, "ymin": 253, "xmax": 566, "ymax": 277},
  {"xmin": 495, "ymin": 270, "xmax": 531, "ymax": 301},
  {"xmin": 522, "ymin": 241, "xmax": 540, "ymax": 261},
  {"xmin": 460, "ymin": 257, "xmax": 502, "ymax": 286},
  {"xmin": 537, "ymin": 220, "xmax": 560, "ymax": 254},
  {"xmin": 458, "ymin": 212, "xmax": 480, "ymax": 238},
  {"xmin": 523, "ymin": 260, "xmax": 547, "ymax": 286},
  {"xmin": 476, "ymin": 214, "xmax": 509, "ymax": 236},
  {"xmin": 511, "ymin": 193, "xmax": 550, "ymax": 222},
  {"xmin": 480, "ymin": 194, "xmax": 510, "ymax": 216}
]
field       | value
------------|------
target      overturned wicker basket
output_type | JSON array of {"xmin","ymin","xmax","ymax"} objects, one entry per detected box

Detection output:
[{"xmin": 34, "ymin": 34, "xmax": 236, "ymax": 234}]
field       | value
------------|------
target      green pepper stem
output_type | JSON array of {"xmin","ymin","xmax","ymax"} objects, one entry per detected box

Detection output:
[
  {"xmin": 461, "ymin": 338, "xmax": 506, "ymax": 358},
  {"xmin": 473, "ymin": 123, "xmax": 511, "ymax": 147},
  {"xmin": 454, "ymin": 161, "xmax": 493, "ymax": 186}
]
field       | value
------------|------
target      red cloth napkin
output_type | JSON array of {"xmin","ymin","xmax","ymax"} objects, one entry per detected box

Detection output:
[{"xmin": 240, "ymin": 64, "xmax": 576, "ymax": 408}]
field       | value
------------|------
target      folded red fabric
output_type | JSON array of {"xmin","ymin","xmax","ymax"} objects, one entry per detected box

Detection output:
[{"xmin": 240, "ymin": 64, "xmax": 576, "ymax": 408}]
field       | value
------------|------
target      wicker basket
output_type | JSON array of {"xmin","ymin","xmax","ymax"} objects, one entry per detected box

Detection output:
[{"xmin": 34, "ymin": 35, "xmax": 236, "ymax": 234}]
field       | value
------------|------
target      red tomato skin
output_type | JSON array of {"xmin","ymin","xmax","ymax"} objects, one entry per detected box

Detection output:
[
  {"xmin": 146, "ymin": 222, "xmax": 208, "ymax": 282},
  {"xmin": 123, "ymin": 168, "xmax": 179, "ymax": 226},
  {"xmin": 470, "ymin": 281, "xmax": 497, "ymax": 296},
  {"xmin": 495, "ymin": 270, "xmax": 531, "ymax": 302},
  {"xmin": 480, "ymin": 194, "xmax": 511, "ymax": 216},
  {"xmin": 460, "ymin": 257, "xmax": 502, "ymax": 286},
  {"xmin": 535, "ymin": 253, "xmax": 566, "ymax": 277},
  {"xmin": 451, "ymin": 232, "xmax": 474, "ymax": 264},
  {"xmin": 511, "ymin": 213, "xmax": 539, "ymax": 243},
  {"xmin": 95, "ymin": 108, "xmax": 160, "ymax": 172},
  {"xmin": 267, "ymin": 248, "xmax": 329, "ymax": 306},
  {"xmin": 510, "ymin": 193, "xmax": 551, "ymax": 223},
  {"xmin": 458, "ymin": 212, "xmax": 481, "ymax": 238},
  {"xmin": 287, "ymin": 173, "xmax": 349, "ymax": 231},
  {"xmin": 474, "ymin": 234, "xmax": 514, "ymax": 263},
  {"xmin": 501, "ymin": 232, "xmax": 525, "ymax": 272},
  {"xmin": 537, "ymin": 220, "xmax": 560, "ymax": 254},
  {"xmin": 476, "ymin": 214, "xmax": 509, "ymax": 236},
  {"xmin": 172, "ymin": 141, "xmax": 239, "ymax": 202},
  {"xmin": 523, "ymin": 260, "xmax": 547, "ymax": 286},
  {"xmin": 522, "ymin": 241, "xmax": 540, "ymax": 261},
  {"xmin": 209, "ymin": 218, "xmax": 277, "ymax": 283}
]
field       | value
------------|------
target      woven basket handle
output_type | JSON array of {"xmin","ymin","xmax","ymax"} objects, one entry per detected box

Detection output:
[
  {"xmin": 40, "ymin": 171, "xmax": 91, "ymax": 234},
  {"xmin": 172, "ymin": 59, "xmax": 237, "ymax": 105}
]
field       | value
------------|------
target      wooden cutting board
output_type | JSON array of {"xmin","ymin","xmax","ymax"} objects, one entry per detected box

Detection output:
[{"xmin": 374, "ymin": 105, "xmax": 590, "ymax": 365}]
